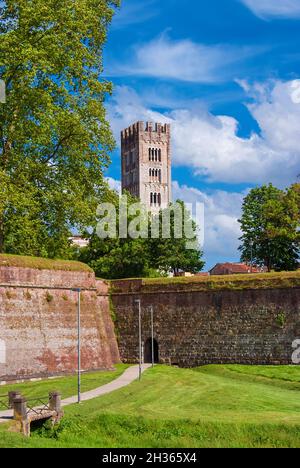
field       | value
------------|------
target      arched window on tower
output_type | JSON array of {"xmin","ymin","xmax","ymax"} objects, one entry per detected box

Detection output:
[
  {"xmin": 155, "ymin": 169, "xmax": 158, "ymax": 178},
  {"xmin": 159, "ymin": 169, "xmax": 162, "ymax": 182},
  {"xmin": 158, "ymin": 193, "xmax": 161, "ymax": 206},
  {"xmin": 149, "ymin": 168, "xmax": 152, "ymax": 178},
  {"xmin": 158, "ymin": 149, "xmax": 162, "ymax": 162},
  {"xmin": 152, "ymin": 149, "xmax": 155, "ymax": 161},
  {"xmin": 150, "ymin": 193, "xmax": 153, "ymax": 205},
  {"xmin": 149, "ymin": 148, "xmax": 151, "ymax": 161},
  {"xmin": 154, "ymin": 193, "xmax": 157, "ymax": 205},
  {"xmin": 155, "ymin": 149, "xmax": 158, "ymax": 161}
]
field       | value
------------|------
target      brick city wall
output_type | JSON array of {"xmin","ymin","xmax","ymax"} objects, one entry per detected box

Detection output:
[
  {"xmin": 111, "ymin": 279, "xmax": 300, "ymax": 367},
  {"xmin": 0, "ymin": 266, "xmax": 120, "ymax": 382}
]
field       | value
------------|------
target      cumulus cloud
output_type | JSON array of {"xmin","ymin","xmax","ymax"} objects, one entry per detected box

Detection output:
[
  {"xmin": 172, "ymin": 182, "xmax": 244, "ymax": 265},
  {"xmin": 108, "ymin": 80, "xmax": 300, "ymax": 186},
  {"xmin": 112, "ymin": 0, "xmax": 158, "ymax": 29},
  {"xmin": 240, "ymin": 0, "xmax": 300, "ymax": 19},
  {"xmin": 107, "ymin": 34, "xmax": 261, "ymax": 83},
  {"xmin": 106, "ymin": 80, "xmax": 300, "ymax": 263}
]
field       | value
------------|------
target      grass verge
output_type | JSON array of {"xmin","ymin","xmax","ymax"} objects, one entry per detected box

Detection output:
[{"xmin": 1, "ymin": 365, "xmax": 300, "ymax": 448}]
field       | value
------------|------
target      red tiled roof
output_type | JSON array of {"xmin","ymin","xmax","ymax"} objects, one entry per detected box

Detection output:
[{"xmin": 210, "ymin": 263, "xmax": 262, "ymax": 274}]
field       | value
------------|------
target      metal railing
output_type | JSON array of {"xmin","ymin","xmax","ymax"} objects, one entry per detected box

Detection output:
[
  {"xmin": 0, "ymin": 391, "xmax": 21, "ymax": 410},
  {"xmin": 0, "ymin": 394, "xmax": 9, "ymax": 410},
  {"xmin": 25, "ymin": 397, "xmax": 52, "ymax": 417},
  {"xmin": 10, "ymin": 391, "xmax": 63, "ymax": 436}
]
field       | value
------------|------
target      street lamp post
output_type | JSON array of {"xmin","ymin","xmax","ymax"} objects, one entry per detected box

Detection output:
[
  {"xmin": 249, "ymin": 240, "xmax": 254, "ymax": 274},
  {"xmin": 150, "ymin": 305, "xmax": 154, "ymax": 368},
  {"xmin": 135, "ymin": 299, "xmax": 142, "ymax": 381},
  {"xmin": 73, "ymin": 288, "xmax": 81, "ymax": 403}
]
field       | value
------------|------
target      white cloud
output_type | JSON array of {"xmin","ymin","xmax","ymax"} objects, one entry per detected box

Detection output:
[
  {"xmin": 108, "ymin": 80, "xmax": 300, "ymax": 186},
  {"xmin": 112, "ymin": 0, "xmax": 158, "ymax": 29},
  {"xmin": 172, "ymin": 182, "xmax": 244, "ymax": 266},
  {"xmin": 107, "ymin": 34, "xmax": 261, "ymax": 83},
  {"xmin": 106, "ymin": 177, "xmax": 121, "ymax": 193},
  {"xmin": 108, "ymin": 86, "xmax": 165, "ymax": 137},
  {"xmin": 240, "ymin": 0, "xmax": 300, "ymax": 19}
]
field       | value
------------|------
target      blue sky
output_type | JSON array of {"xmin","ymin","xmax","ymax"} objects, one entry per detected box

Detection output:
[{"xmin": 103, "ymin": 0, "xmax": 300, "ymax": 270}]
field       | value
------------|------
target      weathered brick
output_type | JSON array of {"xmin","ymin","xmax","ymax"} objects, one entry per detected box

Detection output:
[{"xmin": 0, "ymin": 267, "xmax": 120, "ymax": 381}]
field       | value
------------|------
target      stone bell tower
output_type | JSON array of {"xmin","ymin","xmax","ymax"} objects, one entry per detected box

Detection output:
[{"xmin": 121, "ymin": 121, "xmax": 172, "ymax": 212}]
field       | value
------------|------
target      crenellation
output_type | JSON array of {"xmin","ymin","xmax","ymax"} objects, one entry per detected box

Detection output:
[
  {"xmin": 141, "ymin": 121, "xmax": 170, "ymax": 134},
  {"xmin": 146, "ymin": 121, "xmax": 153, "ymax": 132}
]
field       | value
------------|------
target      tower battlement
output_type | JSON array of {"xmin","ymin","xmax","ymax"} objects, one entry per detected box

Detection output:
[
  {"xmin": 144, "ymin": 121, "xmax": 170, "ymax": 134},
  {"xmin": 121, "ymin": 121, "xmax": 171, "ymax": 142}
]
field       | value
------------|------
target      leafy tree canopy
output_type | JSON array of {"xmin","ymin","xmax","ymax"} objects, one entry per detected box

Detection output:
[
  {"xmin": 239, "ymin": 183, "xmax": 300, "ymax": 272},
  {"xmin": 0, "ymin": 0, "xmax": 119, "ymax": 257},
  {"xmin": 149, "ymin": 200, "xmax": 205, "ymax": 276},
  {"xmin": 79, "ymin": 197, "xmax": 205, "ymax": 279},
  {"xmin": 79, "ymin": 191, "xmax": 152, "ymax": 280}
]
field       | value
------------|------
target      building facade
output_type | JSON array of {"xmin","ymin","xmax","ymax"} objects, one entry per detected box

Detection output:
[
  {"xmin": 209, "ymin": 262, "xmax": 265, "ymax": 276},
  {"xmin": 121, "ymin": 121, "xmax": 172, "ymax": 212}
]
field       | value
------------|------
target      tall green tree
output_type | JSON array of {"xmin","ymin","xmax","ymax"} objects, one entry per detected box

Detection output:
[
  {"xmin": 0, "ymin": 0, "xmax": 119, "ymax": 257},
  {"xmin": 79, "ymin": 191, "xmax": 151, "ymax": 279},
  {"xmin": 239, "ymin": 184, "xmax": 300, "ymax": 271},
  {"xmin": 80, "ymin": 198, "xmax": 205, "ymax": 279},
  {"xmin": 150, "ymin": 201, "xmax": 205, "ymax": 276}
]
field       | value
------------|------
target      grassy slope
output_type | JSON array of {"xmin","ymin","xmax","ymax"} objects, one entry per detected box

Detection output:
[
  {"xmin": 1, "ymin": 365, "xmax": 300, "ymax": 448},
  {"xmin": 0, "ymin": 254, "xmax": 92, "ymax": 272}
]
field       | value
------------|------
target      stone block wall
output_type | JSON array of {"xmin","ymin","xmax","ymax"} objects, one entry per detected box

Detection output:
[
  {"xmin": 111, "ymin": 279, "xmax": 300, "ymax": 366},
  {"xmin": 2, "ymin": 263, "xmax": 300, "ymax": 380}
]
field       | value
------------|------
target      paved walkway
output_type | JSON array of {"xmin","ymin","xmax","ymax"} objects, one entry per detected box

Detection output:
[{"xmin": 0, "ymin": 364, "xmax": 151, "ymax": 423}]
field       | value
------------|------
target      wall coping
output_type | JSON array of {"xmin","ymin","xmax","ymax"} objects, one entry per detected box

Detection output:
[
  {"xmin": 0, "ymin": 265, "xmax": 97, "ymax": 289},
  {"xmin": 110, "ymin": 272, "xmax": 300, "ymax": 294}
]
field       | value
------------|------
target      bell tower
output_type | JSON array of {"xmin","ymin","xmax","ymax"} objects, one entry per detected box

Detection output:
[{"xmin": 121, "ymin": 121, "xmax": 172, "ymax": 212}]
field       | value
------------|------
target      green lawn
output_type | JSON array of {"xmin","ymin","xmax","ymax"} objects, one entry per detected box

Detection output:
[
  {"xmin": 1, "ymin": 365, "xmax": 300, "ymax": 448},
  {"xmin": 0, "ymin": 364, "xmax": 129, "ymax": 401}
]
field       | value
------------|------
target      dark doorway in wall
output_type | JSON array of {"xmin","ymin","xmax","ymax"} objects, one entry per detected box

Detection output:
[{"xmin": 144, "ymin": 338, "xmax": 159, "ymax": 364}]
